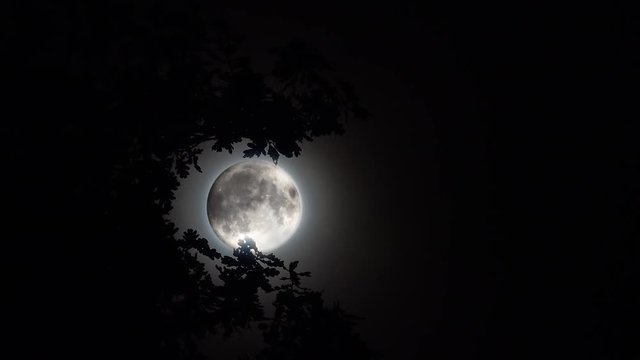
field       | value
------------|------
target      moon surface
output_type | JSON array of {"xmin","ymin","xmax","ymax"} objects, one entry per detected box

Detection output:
[{"xmin": 207, "ymin": 160, "xmax": 302, "ymax": 252}]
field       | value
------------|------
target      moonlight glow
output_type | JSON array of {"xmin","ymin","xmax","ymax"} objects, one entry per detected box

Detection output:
[{"xmin": 207, "ymin": 160, "xmax": 302, "ymax": 252}]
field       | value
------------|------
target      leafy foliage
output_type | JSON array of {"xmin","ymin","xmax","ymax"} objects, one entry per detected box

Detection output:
[
  {"xmin": 172, "ymin": 234, "xmax": 373, "ymax": 359},
  {"xmin": 3, "ymin": 0, "xmax": 372, "ymax": 359}
]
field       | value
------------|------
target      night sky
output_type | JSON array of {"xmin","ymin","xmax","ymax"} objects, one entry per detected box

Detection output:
[{"xmin": 4, "ymin": 1, "xmax": 639, "ymax": 359}]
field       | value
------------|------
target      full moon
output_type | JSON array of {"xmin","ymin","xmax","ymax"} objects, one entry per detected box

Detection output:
[{"xmin": 207, "ymin": 160, "xmax": 303, "ymax": 252}]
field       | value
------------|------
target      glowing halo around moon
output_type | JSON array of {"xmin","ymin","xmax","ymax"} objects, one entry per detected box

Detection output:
[{"xmin": 207, "ymin": 160, "xmax": 303, "ymax": 252}]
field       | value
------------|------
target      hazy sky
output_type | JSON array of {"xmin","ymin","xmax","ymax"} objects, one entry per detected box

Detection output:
[{"xmin": 170, "ymin": 123, "xmax": 443, "ymax": 357}]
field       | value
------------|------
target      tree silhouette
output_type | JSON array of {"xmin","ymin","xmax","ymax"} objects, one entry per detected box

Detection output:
[
  {"xmin": 171, "ymin": 235, "xmax": 373, "ymax": 359},
  {"xmin": 156, "ymin": 228, "xmax": 374, "ymax": 359},
  {"xmin": 4, "ymin": 1, "xmax": 372, "ymax": 359},
  {"xmin": 257, "ymin": 255, "xmax": 372, "ymax": 360}
]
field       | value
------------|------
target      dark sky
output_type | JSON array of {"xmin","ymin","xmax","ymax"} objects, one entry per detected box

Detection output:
[
  {"xmin": 4, "ymin": 1, "xmax": 638, "ymax": 359},
  {"xmin": 169, "ymin": 3, "xmax": 448, "ymax": 358},
  {"xmin": 170, "ymin": 2, "xmax": 639, "ymax": 359}
]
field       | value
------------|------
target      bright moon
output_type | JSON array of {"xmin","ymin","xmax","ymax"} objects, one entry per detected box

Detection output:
[{"xmin": 207, "ymin": 160, "xmax": 302, "ymax": 252}]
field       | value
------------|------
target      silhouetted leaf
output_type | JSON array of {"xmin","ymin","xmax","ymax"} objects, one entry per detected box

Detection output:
[
  {"xmin": 242, "ymin": 142, "xmax": 267, "ymax": 158},
  {"xmin": 289, "ymin": 261, "xmax": 299, "ymax": 272},
  {"xmin": 267, "ymin": 144, "xmax": 279, "ymax": 164}
]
